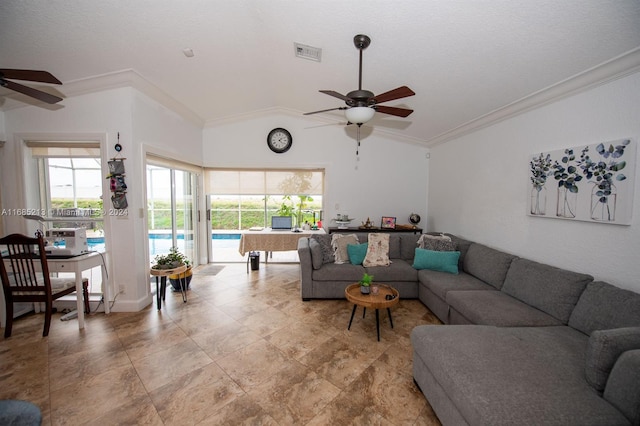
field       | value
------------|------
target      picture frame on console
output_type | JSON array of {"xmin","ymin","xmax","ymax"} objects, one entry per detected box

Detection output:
[{"xmin": 381, "ymin": 216, "xmax": 396, "ymax": 229}]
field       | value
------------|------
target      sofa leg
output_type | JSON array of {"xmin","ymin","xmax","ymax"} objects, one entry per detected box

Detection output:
[{"xmin": 302, "ymin": 298, "xmax": 311, "ymax": 302}]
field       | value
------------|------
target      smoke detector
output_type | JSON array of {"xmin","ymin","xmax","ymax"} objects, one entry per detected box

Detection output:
[{"xmin": 294, "ymin": 42, "xmax": 322, "ymax": 62}]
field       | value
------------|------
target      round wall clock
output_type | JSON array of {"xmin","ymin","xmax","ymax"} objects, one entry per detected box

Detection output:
[{"xmin": 267, "ymin": 128, "xmax": 293, "ymax": 153}]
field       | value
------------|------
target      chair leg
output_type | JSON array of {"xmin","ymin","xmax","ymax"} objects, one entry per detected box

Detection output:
[
  {"xmin": 43, "ymin": 302, "xmax": 53, "ymax": 337},
  {"xmin": 4, "ymin": 301, "xmax": 13, "ymax": 338},
  {"xmin": 82, "ymin": 279, "xmax": 90, "ymax": 314}
]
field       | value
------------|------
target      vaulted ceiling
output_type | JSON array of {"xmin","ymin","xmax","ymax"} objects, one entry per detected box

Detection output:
[{"xmin": 1, "ymin": 0, "xmax": 640, "ymax": 146}]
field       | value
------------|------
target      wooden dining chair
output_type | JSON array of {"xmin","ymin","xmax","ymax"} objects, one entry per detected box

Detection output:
[{"xmin": 0, "ymin": 233, "xmax": 79, "ymax": 338}]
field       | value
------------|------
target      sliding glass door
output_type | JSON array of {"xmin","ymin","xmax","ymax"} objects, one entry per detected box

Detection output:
[{"xmin": 146, "ymin": 163, "xmax": 198, "ymax": 266}]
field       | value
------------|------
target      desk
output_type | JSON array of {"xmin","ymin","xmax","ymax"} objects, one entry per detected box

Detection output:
[
  {"xmin": 238, "ymin": 229, "xmax": 326, "ymax": 256},
  {"xmin": 44, "ymin": 252, "xmax": 110, "ymax": 329}
]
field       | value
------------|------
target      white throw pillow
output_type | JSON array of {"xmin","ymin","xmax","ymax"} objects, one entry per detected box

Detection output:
[
  {"xmin": 331, "ymin": 233, "xmax": 359, "ymax": 264},
  {"xmin": 363, "ymin": 233, "xmax": 391, "ymax": 267}
]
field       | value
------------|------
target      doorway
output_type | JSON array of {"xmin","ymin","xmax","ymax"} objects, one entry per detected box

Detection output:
[{"xmin": 146, "ymin": 164, "xmax": 198, "ymax": 266}]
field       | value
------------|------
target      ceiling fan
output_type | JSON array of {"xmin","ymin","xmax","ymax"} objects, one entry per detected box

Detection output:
[
  {"xmin": 304, "ymin": 34, "xmax": 415, "ymax": 125},
  {"xmin": 0, "ymin": 69, "xmax": 63, "ymax": 104}
]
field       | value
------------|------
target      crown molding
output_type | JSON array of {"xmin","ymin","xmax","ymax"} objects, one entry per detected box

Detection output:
[
  {"xmin": 1, "ymin": 69, "xmax": 205, "ymax": 128},
  {"xmin": 425, "ymin": 47, "xmax": 640, "ymax": 147},
  {"xmin": 65, "ymin": 70, "xmax": 206, "ymax": 127}
]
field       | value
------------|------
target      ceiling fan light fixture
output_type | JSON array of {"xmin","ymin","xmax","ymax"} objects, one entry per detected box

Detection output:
[{"xmin": 345, "ymin": 106, "xmax": 374, "ymax": 124}]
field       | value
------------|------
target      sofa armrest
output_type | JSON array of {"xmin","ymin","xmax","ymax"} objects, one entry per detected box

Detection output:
[
  {"xmin": 603, "ymin": 349, "xmax": 640, "ymax": 425},
  {"xmin": 298, "ymin": 237, "xmax": 313, "ymax": 300}
]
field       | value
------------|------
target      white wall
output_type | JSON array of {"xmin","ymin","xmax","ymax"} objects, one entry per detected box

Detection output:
[
  {"xmin": 203, "ymin": 111, "xmax": 430, "ymax": 228},
  {"xmin": 428, "ymin": 71, "xmax": 640, "ymax": 291},
  {"xmin": 1, "ymin": 87, "xmax": 203, "ymax": 311}
]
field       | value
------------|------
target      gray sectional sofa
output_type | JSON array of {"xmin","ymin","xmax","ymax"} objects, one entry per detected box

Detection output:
[{"xmin": 298, "ymin": 232, "xmax": 640, "ymax": 425}]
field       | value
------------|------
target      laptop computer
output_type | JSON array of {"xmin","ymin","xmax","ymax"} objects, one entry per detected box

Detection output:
[{"xmin": 271, "ymin": 216, "xmax": 292, "ymax": 231}]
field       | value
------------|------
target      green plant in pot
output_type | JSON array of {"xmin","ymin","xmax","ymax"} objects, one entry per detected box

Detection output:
[
  {"xmin": 152, "ymin": 247, "xmax": 192, "ymax": 291},
  {"xmin": 359, "ymin": 272, "xmax": 374, "ymax": 294}
]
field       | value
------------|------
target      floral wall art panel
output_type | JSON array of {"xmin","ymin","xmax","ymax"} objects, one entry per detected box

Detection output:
[{"xmin": 529, "ymin": 138, "xmax": 635, "ymax": 225}]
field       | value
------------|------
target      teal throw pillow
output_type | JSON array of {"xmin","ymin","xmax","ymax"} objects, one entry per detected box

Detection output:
[
  {"xmin": 347, "ymin": 243, "xmax": 368, "ymax": 265},
  {"xmin": 412, "ymin": 248, "xmax": 460, "ymax": 274}
]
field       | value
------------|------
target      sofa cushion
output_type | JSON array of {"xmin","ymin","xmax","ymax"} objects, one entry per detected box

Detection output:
[
  {"xmin": 412, "ymin": 248, "xmax": 460, "ymax": 274},
  {"xmin": 419, "ymin": 270, "xmax": 495, "ymax": 300},
  {"xmin": 603, "ymin": 349, "xmax": 640, "ymax": 425},
  {"xmin": 388, "ymin": 235, "xmax": 401, "ymax": 259},
  {"xmin": 502, "ymin": 258, "xmax": 593, "ymax": 324},
  {"xmin": 463, "ymin": 243, "xmax": 517, "ymax": 290},
  {"xmin": 446, "ymin": 290, "xmax": 564, "ymax": 327},
  {"xmin": 347, "ymin": 243, "xmax": 368, "ymax": 265},
  {"xmin": 312, "ymin": 262, "xmax": 364, "ymax": 282},
  {"xmin": 363, "ymin": 233, "xmax": 390, "ymax": 267},
  {"xmin": 311, "ymin": 234, "xmax": 334, "ymax": 264},
  {"xmin": 308, "ymin": 238, "xmax": 323, "ymax": 270},
  {"xmin": 569, "ymin": 281, "xmax": 640, "ymax": 336},
  {"xmin": 585, "ymin": 327, "xmax": 640, "ymax": 392},
  {"xmin": 398, "ymin": 234, "xmax": 421, "ymax": 260},
  {"xmin": 331, "ymin": 233, "xmax": 359, "ymax": 264},
  {"xmin": 446, "ymin": 234, "xmax": 473, "ymax": 271},
  {"xmin": 365, "ymin": 259, "xmax": 418, "ymax": 282},
  {"xmin": 411, "ymin": 325, "xmax": 629, "ymax": 426}
]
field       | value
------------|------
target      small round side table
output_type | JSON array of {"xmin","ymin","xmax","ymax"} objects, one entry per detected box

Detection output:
[
  {"xmin": 345, "ymin": 283, "xmax": 400, "ymax": 341},
  {"xmin": 150, "ymin": 264, "xmax": 187, "ymax": 310}
]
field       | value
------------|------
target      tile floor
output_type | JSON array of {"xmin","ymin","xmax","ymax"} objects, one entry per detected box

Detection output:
[{"xmin": 0, "ymin": 262, "xmax": 442, "ymax": 425}]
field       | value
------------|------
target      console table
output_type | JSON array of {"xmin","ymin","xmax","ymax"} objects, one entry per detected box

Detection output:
[{"xmin": 328, "ymin": 227, "xmax": 422, "ymax": 234}]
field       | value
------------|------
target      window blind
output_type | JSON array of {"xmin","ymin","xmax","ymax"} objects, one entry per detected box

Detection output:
[
  {"xmin": 25, "ymin": 141, "xmax": 101, "ymax": 158},
  {"xmin": 205, "ymin": 169, "xmax": 324, "ymax": 195},
  {"xmin": 146, "ymin": 153, "xmax": 202, "ymax": 175}
]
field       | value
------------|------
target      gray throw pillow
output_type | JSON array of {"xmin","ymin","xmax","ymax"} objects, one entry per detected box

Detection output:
[
  {"xmin": 585, "ymin": 327, "xmax": 640, "ymax": 392},
  {"xmin": 308, "ymin": 238, "xmax": 323, "ymax": 270},
  {"xmin": 417, "ymin": 234, "xmax": 457, "ymax": 251},
  {"xmin": 311, "ymin": 234, "xmax": 334, "ymax": 264}
]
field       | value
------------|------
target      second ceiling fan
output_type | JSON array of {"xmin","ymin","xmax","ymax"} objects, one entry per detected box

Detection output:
[{"xmin": 304, "ymin": 34, "xmax": 415, "ymax": 125}]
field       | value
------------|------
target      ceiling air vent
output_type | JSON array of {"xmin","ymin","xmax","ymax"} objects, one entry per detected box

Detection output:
[{"xmin": 294, "ymin": 42, "xmax": 322, "ymax": 62}]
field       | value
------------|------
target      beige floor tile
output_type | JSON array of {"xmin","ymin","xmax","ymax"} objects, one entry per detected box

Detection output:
[
  {"xmin": 0, "ymin": 262, "xmax": 442, "ymax": 425},
  {"xmin": 131, "ymin": 339, "xmax": 213, "ymax": 392},
  {"xmin": 215, "ymin": 339, "xmax": 291, "ymax": 389},
  {"xmin": 149, "ymin": 363, "xmax": 244, "ymax": 425}
]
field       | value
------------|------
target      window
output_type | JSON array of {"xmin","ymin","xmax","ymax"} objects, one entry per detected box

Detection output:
[
  {"xmin": 26, "ymin": 141, "xmax": 104, "ymax": 235},
  {"xmin": 206, "ymin": 169, "xmax": 324, "ymax": 230}
]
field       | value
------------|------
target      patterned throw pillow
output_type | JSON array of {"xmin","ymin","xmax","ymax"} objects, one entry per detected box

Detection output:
[
  {"xmin": 331, "ymin": 234, "xmax": 359, "ymax": 264},
  {"xmin": 363, "ymin": 233, "xmax": 391, "ymax": 267},
  {"xmin": 311, "ymin": 234, "xmax": 335, "ymax": 264},
  {"xmin": 417, "ymin": 234, "xmax": 457, "ymax": 251}
]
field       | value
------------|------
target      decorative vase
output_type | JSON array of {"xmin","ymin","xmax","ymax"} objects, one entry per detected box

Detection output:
[
  {"xmin": 169, "ymin": 266, "xmax": 192, "ymax": 291},
  {"xmin": 360, "ymin": 285, "xmax": 370, "ymax": 294},
  {"xmin": 371, "ymin": 284, "xmax": 379, "ymax": 295},
  {"xmin": 591, "ymin": 182, "xmax": 617, "ymax": 221},
  {"xmin": 556, "ymin": 187, "xmax": 577, "ymax": 218},
  {"xmin": 530, "ymin": 185, "xmax": 547, "ymax": 215}
]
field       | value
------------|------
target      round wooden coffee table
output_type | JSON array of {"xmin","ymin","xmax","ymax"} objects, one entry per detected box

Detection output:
[{"xmin": 345, "ymin": 283, "xmax": 400, "ymax": 341}]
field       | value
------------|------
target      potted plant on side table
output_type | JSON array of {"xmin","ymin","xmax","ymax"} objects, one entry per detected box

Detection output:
[
  {"xmin": 359, "ymin": 272, "xmax": 374, "ymax": 294},
  {"xmin": 152, "ymin": 246, "xmax": 192, "ymax": 291}
]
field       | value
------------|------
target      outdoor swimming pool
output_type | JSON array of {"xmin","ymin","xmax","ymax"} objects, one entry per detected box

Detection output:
[{"xmin": 86, "ymin": 232, "xmax": 242, "ymax": 256}]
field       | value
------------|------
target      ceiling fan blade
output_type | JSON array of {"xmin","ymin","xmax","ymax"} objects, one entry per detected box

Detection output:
[
  {"xmin": 375, "ymin": 105, "xmax": 414, "ymax": 118},
  {"xmin": 303, "ymin": 106, "xmax": 347, "ymax": 115},
  {"xmin": 371, "ymin": 86, "xmax": 415, "ymax": 104},
  {"xmin": 319, "ymin": 90, "xmax": 351, "ymax": 102},
  {"xmin": 0, "ymin": 69, "xmax": 62, "ymax": 84},
  {"xmin": 2, "ymin": 79, "xmax": 63, "ymax": 104}
]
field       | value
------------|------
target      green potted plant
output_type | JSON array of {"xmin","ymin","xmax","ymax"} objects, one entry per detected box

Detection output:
[
  {"xmin": 359, "ymin": 272, "xmax": 374, "ymax": 294},
  {"xmin": 152, "ymin": 247, "xmax": 192, "ymax": 290}
]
